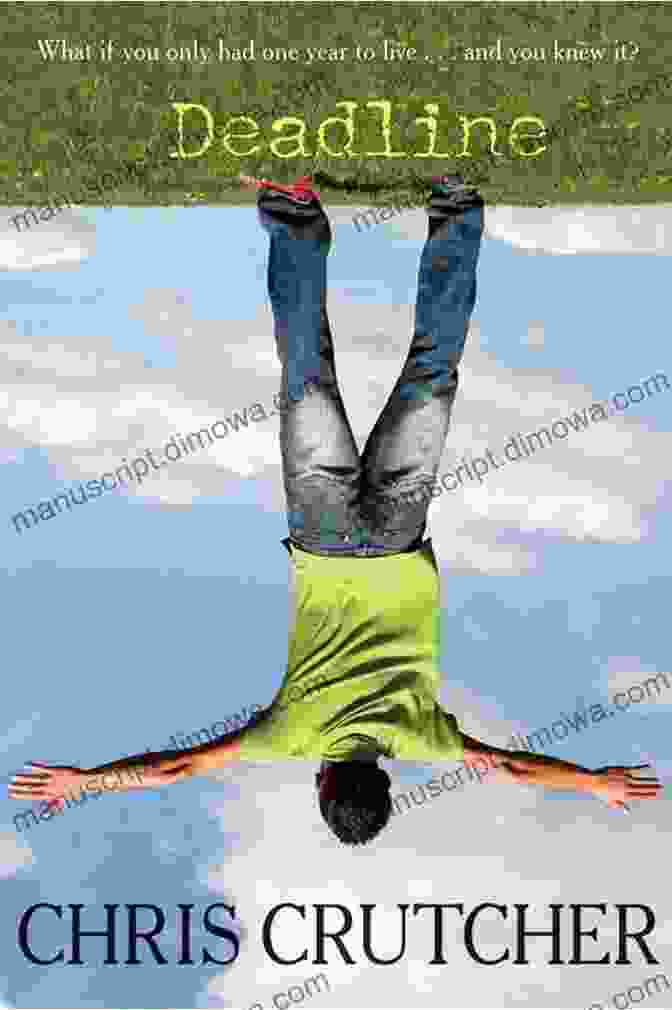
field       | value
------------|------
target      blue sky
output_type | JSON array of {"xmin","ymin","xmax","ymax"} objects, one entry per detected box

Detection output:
[{"xmin": 0, "ymin": 203, "xmax": 670, "ymax": 1009}]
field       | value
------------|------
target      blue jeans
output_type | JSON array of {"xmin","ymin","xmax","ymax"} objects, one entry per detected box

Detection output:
[{"xmin": 258, "ymin": 184, "xmax": 484, "ymax": 557}]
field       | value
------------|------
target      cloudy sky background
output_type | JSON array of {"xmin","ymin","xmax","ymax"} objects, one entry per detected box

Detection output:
[{"xmin": 0, "ymin": 202, "xmax": 670, "ymax": 1009}]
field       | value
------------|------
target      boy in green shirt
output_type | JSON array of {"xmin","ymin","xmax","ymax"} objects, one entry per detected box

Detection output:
[{"xmin": 9, "ymin": 176, "xmax": 662, "ymax": 844}]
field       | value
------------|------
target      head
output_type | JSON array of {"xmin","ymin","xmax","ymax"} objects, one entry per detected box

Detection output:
[{"xmin": 315, "ymin": 760, "xmax": 392, "ymax": 846}]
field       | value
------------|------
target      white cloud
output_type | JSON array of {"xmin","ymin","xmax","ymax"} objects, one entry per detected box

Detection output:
[
  {"xmin": 525, "ymin": 319, "xmax": 545, "ymax": 350},
  {"xmin": 485, "ymin": 205, "xmax": 672, "ymax": 257},
  {"xmin": 198, "ymin": 758, "xmax": 671, "ymax": 1008},
  {"xmin": 0, "ymin": 830, "xmax": 33, "ymax": 878},
  {"xmin": 376, "ymin": 204, "xmax": 672, "ymax": 256},
  {"xmin": 0, "ymin": 208, "xmax": 95, "ymax": 271},
  {"xmin": 607, "ymin": 668, "xmax": 672, "ymax": 709}
]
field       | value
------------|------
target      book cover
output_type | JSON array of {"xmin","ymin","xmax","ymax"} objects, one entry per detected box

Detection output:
[{"xmin": 1, "ymin": 4, "xmax": 670, "ymax": 1009}]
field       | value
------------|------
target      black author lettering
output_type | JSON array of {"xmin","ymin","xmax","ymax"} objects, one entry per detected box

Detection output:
[
  {"xmin": 17, "ymin": 903, "xmax": 239, "ymax": 966},
  {"xmin": 261, "ymin": 903, "xmax": 660, "ymax": 967},
  {"xmin": 17, "ymin": 901, "xmax": 659, "ymax": 967}
]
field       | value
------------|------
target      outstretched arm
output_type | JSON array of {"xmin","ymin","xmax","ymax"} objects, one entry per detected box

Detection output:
[
  {"xmin": 8, "ymin": 726, "xmax": 248, "ymax": 810},
  {"xmin": 460, "ymin": 732, "xmax": 663, "ymax": 812}
]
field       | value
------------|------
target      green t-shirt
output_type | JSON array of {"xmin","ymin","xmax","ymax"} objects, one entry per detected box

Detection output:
[{"xmin": 238, "ymin": 539, "xmax": 464, "ymax": 762}]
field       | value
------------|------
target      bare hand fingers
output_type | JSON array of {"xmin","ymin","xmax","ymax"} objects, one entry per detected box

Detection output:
[
  {"xmin": 8, "ymin": 784, "xmax": 58, "ymax": 799},
  {"xmin": 9, "ymin": 772, "xmax": 58, "ymax": 796},
  {"xmin": 625, "ymin": 777, "xmax": 663, "ymax": 790},
  {"xmin": 8, "ymin": 779, "xmax": 45, "ymax": 791},
  {"xmin": 627, "ymin": 786, "xmax": 664, "ymax": 799},
  {"xmin": 11, "ymin": 773, "xmax": 53, "ymax": 785},
  {"xmin": 8, "ymin": 772, "xmax": 65, "ymax": 799}
]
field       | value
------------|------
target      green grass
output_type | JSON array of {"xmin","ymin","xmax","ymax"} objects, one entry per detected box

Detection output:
[{"xmin": 2, "ymin": 2, "xmax": 671, "ymax": 207}]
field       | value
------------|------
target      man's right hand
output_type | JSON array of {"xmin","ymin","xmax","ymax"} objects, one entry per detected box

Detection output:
[
  {"xmin": 8, "ymin": 752, "xmax": 192, "ymax": 806},
  {"xmin": 9, "ymin": 762, "xmax": 87, "ymax": 810}
]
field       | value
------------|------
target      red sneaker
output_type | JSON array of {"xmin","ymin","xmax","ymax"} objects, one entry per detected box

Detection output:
[{"xmin": 239, "ymin": 173, "xmax": 319, "ymax": 204}]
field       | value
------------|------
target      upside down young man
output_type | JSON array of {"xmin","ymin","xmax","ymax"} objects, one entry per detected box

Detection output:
[{"xmin": 9, "ymin": 174, "xmax": 662, "ymax": 845}]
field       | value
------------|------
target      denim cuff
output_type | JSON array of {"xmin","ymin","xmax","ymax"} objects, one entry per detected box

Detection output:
[{"xmin": 257, "ymin": 190, "xmax": 324, "ymax": 219}]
